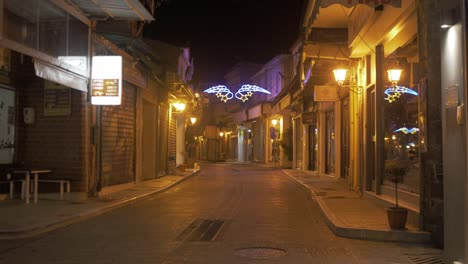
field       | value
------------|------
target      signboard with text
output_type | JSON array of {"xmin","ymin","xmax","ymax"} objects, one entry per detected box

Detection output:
[
  {"xmin": 91, "ymin": 56, "xmax": 122, "ymax": 105},
  {"xmin": 314, "ymin": 86, "xmax": 339, "ymax": 102}
]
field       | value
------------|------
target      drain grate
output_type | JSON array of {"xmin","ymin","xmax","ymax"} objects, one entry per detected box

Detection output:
[
  {"xmin": 307, "ymin": 247, "xmax": 353, "ymax": 257},
  {"xmin": 407, "ymin": 256, "xmax": 445, "ymax": 264},
  {"xmin": 314, "ymin": 191, "xmax": 327, "ymax": 196},
  {"xmin": 327, "ymin": 196, "xmax": 346, "ymax": 199},
  {"xmin": 176, "ymin": 218, "xmax": 225, "ymax": 242},
  {"xmin": 234, "ymin": 247, "xmax": 287, "ymax": 259}
]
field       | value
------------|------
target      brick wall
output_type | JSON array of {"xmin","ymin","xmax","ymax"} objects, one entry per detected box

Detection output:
[
  {"xmin": 13, "ymin": 54, "xmax": 87, "ymax": 192},
  {"xmin": 100, "ymin": 83, "xmax": 136, "ymax": 187}
]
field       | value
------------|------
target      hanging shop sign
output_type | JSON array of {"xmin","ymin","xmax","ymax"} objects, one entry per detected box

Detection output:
[
  {"xmin": 314, "ymin": 86, "xmax": 339, "ymax": 102},
  {"xmin": 320, "ymin": 0, "xmax": 401, "ymax": 8},
  {"xmin": 302, "ymin": 112, "xmax": 317, "ymax": 124},
  {"xmin": 91, "ymin": 56, "xmax": 122, "ymax": 105}
]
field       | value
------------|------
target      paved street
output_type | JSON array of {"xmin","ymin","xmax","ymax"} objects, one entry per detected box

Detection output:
[{"xmin": 0, "ymin": 164, "xmax": 440, "ymax": 263}]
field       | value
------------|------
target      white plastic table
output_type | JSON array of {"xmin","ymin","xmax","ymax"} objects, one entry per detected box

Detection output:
[{"xmin": 12, "ymin": 169, "xmax": 52, "ymax": 204}]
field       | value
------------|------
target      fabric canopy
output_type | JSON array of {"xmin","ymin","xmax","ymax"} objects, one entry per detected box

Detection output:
[{"xmin": 34, "ymin": 59, "xmax": 88, "ymax": 92}]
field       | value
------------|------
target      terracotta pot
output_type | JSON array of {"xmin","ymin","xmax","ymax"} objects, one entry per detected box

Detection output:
[{"xmin": 386, "ymin": 207, "xmax": 408, "ymax": 229}]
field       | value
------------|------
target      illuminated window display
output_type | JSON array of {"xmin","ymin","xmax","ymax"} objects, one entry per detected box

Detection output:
[{"xmin": 383, "ymin": 60, "xmax": 420, "ymax": 194}]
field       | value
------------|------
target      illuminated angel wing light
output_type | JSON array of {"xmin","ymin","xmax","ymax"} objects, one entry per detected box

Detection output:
[
  {"xmin": 235, "ymin": 84, "xmax": 271, "ymax": 102},
  {"xmin": 203, "ymin": 85, "xmax": 233, "ymax": 102},
  {"xmin": 394, "ymin": 127, "xmax": 419, "ymax": 134},
  {"xmin": 384, "ymin": 86, "xmax": 418, "ymax": 103}
]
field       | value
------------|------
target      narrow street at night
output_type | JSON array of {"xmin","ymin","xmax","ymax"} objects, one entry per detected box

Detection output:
[{"xmin": 0, "ymin": 164, "xmax": 440, "ymax": 264}]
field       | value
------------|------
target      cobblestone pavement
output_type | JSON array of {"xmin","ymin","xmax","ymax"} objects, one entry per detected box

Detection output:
[{"xmin": 0, "ymin": 163, "xmax": 442, "ymax": 264}]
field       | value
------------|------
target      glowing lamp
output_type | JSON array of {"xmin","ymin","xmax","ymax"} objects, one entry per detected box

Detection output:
[
  {"xmin": 333, "ymin": 68, "xmax": 347, "ymax": 86},
  {"xmin": 219, "ymin": 132, "xmax": 224, "ymax": 137},
  {"xmin": 387, "ymin": 69, "xmax": 402, "ymax": 86},
  {"xmin": 271, "ymin": 119, "xmax": 278, "ymax": 126},
  {"xmin": 172, "ymin": 102, "xmax": 186, "ymax": 111},
  {"xmin": 190, "ymin": 117, "xmax": 197, "ymax": 125}
]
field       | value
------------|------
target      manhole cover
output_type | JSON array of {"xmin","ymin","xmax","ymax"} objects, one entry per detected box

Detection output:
[{"xmin": 234, "ymin": 247, "xmax": 287, "ymax": 259}]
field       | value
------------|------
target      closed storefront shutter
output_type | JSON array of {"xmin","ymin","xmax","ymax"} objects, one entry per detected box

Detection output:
[
  {"xmin": 101, "ymin": 83, "xmax": 136, "ymax": 187},
  {"xmin": 252, "ymin": 120, "xmax": 263, "ymax": 162},
  {"xmin": 157, "ymin": 104, "xmax": 168, "ymax": 176},
  {"xmin": 167, "ymin": 111, "xmax": 177, "ymax": 173}
]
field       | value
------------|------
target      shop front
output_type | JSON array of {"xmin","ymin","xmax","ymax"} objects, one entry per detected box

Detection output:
[{"xmin": 0, "ymin": 0, "xmax": 91, "ymax": 196}]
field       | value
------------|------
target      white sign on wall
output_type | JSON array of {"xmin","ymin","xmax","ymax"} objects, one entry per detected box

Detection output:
[{"xmin": 91, "ymin": 56, "xmax": 122, "ymax": 105}]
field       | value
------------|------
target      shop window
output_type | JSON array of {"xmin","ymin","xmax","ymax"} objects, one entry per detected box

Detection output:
[
  {"xmin": 0, "ymin": 87, "xmax": 15, "ymax": 164},
  {"xmin": 383, "ymin": 61, "xmax": 420, "ymax": 194},
  {"xmin": 3, "ymin": 0, "xmax": 89, "ymax": 73},
  {"xmin": 38, "ymin": 2, "xmax": 67, "ymax": 58}
]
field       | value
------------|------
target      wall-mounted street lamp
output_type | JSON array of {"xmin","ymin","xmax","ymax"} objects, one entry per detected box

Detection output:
[
  {"xmin": 190, "ymin": 117, "xmax": 197, "ymax": 125},
  {"xmin": 387, "ymin": 68, "xmax": 402, "ymax": 87},
  {"xmin": 333, "ymin": 68, "xmax": 362, "ymax": 94},
  {"xmin": 271, "ymin": 119, "xmax": 278, "ymax": 126},
  {"xmin": 172, "ymin": 101, "xmax": 186, "ymax": 111},
  {"xmin": 219, "ymin": 132, "xmax": 224, "ymax": 137}
]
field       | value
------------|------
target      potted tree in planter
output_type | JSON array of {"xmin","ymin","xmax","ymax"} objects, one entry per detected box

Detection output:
[
  {"xmin": 384, "ymin": 159, "xmax": 411, "ymax": 229},
  {"xmin": 279, "ymin": 127, "xmax": 293, "ymax": 162}
]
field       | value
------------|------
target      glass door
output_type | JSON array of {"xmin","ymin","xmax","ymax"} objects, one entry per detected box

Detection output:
[
  {"xmin": 325, "ymin": 111, "xmax": 335, "ymax": 174},
  {"xmin": 308, "ymin": 124, "xmax": 318, "ymax": 171},
  {"xmin": 341, "ymin": 97, "xmax": 350, "ymax": 179}
]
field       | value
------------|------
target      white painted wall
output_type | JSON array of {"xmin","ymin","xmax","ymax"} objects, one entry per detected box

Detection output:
[{"xmin": 441, "ymin": 23, "xmax": 467, "ymax": 263}]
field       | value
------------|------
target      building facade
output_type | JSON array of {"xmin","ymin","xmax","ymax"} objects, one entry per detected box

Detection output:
[
  {"xmin": 299, "ymin": 0, "xmax": 468, "ymax": 262},
  {"xmin": 0, "ymin": 1, "xmax": 197, "ymax": 200}
]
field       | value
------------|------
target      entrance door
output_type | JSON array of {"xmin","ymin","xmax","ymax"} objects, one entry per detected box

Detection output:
[
  {"xmin": 367, "ymin": 87, "xmax": 376, "ymax": 191},
  {"xmin": 294, "ymin": 118, "xmax": 303, "ymax": 169},
  {"xmin": 157, "ymin": 104, "xmax": 168, "ymax": 177},
  {"xmin": 341, "ymin": 97, "xmax": 350, "ymax": 179},
  {"xmin": 325, "ymin": 111, "xmax": 335, "ymax": 174},
  {"xmin": 142, "ymin": 100, "xmax": 156, "ymax": 180},
  {"xmin": 308, "ymin": 124, "xmax": 318, "ymax": 171}
]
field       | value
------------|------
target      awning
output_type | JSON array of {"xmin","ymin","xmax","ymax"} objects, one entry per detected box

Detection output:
[
  {"xmin": 303, "ymin": 42, "xmax": 350, "ymax": 60},
  {"xmin": 68, "ymin": 0, "xmax": 154, "ymax": 21},
  {"xmin": 34, "ymin": 59, "xmax": 88, "ymax": 92}
]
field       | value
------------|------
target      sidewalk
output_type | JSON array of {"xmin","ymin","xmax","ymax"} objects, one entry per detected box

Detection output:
[
  {"xmin": 281, "ymin": 169, "xmax": 432, "ymax": 244},
  {"xmin": 0, "ymin": 170, "xmax": 199, "ymax": 239}
]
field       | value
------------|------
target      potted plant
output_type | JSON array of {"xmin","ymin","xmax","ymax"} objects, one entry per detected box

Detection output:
[
  {"xmin": 279, "ymin": 127, "xmax": 293, "ymax": 161},
  {"xmin": 384, "ymin": 159, "xmax": 411, "ymax": 229}
]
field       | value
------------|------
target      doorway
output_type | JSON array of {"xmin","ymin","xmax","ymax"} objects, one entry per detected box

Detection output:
[
  {"xmin": 308, "ymin": 124, "xmax": 318, "ymax": 171},
  {"xmin": 366, "ymin": 86, "xmax": 376, "ymax": 191}
]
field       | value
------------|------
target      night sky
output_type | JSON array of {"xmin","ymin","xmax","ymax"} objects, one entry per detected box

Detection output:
[{"xmin": 144, "ymin": 0, "xmax": 305, "ymax": 87}]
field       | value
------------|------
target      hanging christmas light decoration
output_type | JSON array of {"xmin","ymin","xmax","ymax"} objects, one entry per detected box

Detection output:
[
  {"xmin": 235, "ymin": 84, "xmax": 271, "ymax": 102},
  {"xmin": 394, "ymin": 127, "xmax": 419, "ymax": 134},
  {"xmin": 384, "ymin": 86, "xmax": 418, "ymax": 103},
  {"xmin": 203, "ymin": 84, "xmax": 271, "ymax": 103},
  {"xmin": 203, "ymin": 85, "xmax": 233, "ymax": 102}
]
